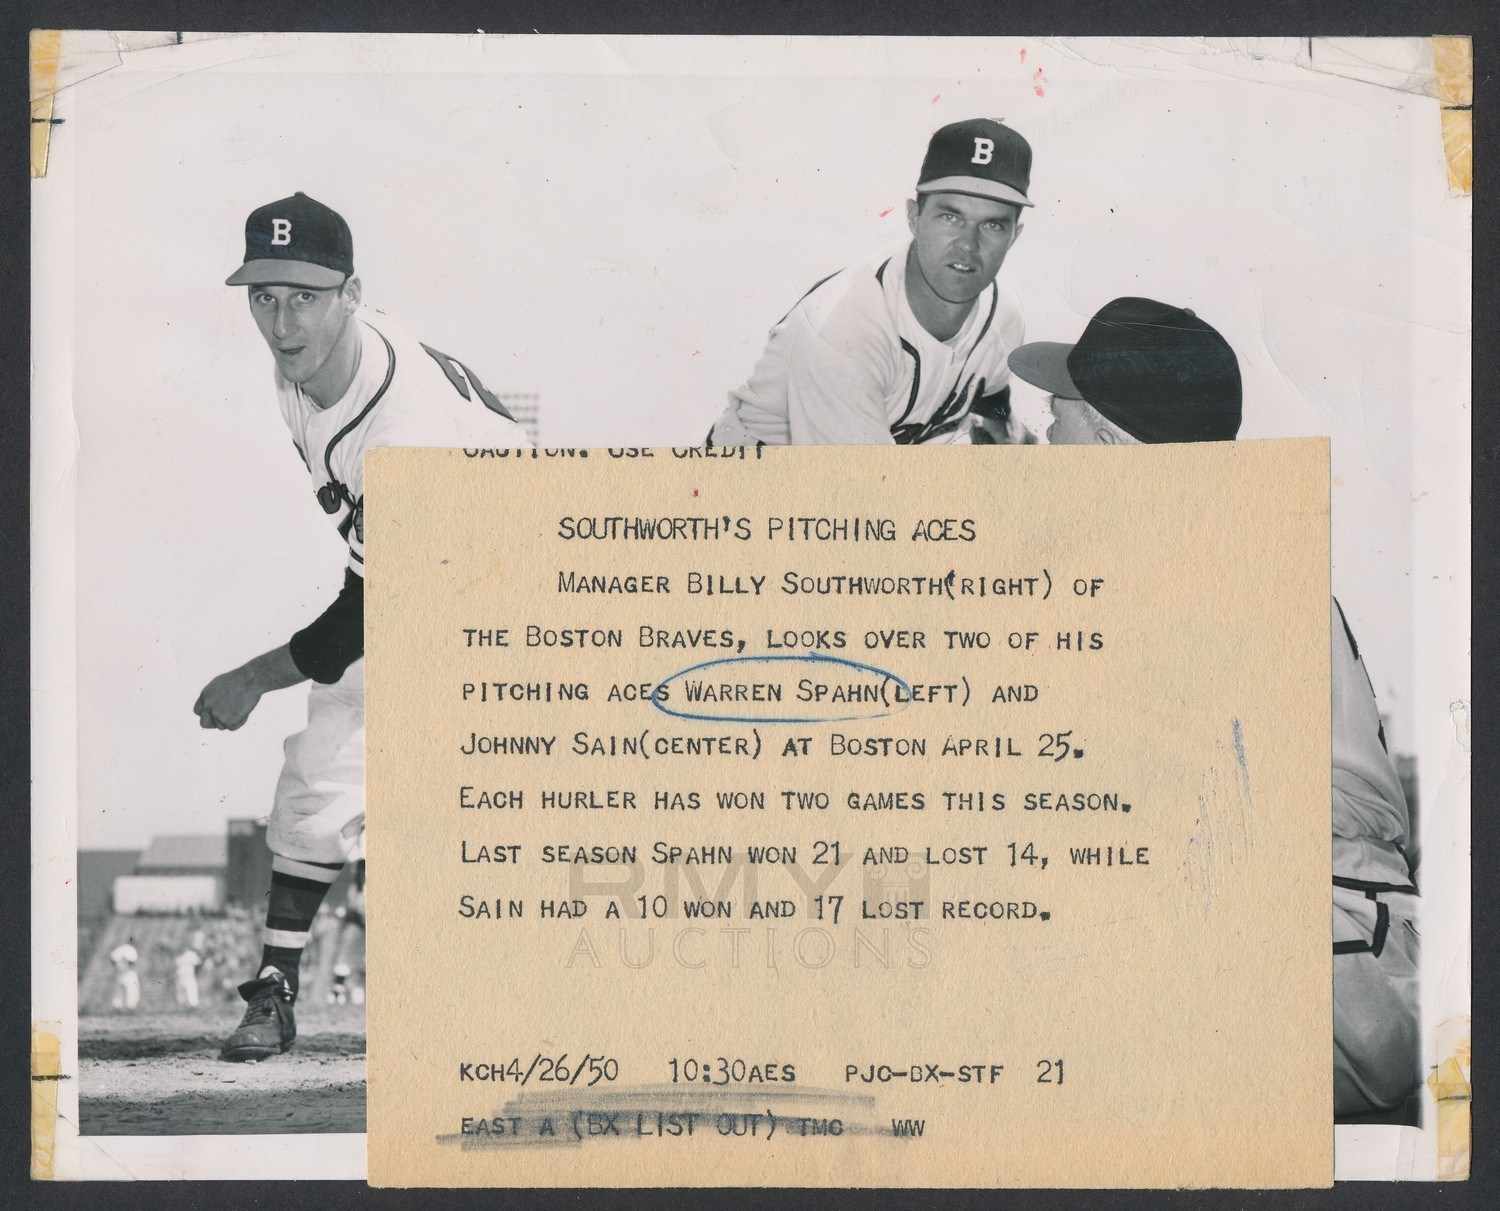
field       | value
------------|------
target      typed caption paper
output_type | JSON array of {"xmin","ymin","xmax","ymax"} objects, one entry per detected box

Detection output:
[{"xmin": 364, "ymin": 442, "xmax": 1331, "ymax": 1188}]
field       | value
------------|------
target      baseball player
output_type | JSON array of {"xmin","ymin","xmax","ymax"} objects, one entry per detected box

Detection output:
[
  {"xmin": 328, "ymin": 835, "xmax": 366, "ymax": 1006},
  {"xmin": 199, "ymin": 192, "xmax": 532, "ymax": 1061},
  {"xmin": 173, "ymin": 946, "xmax": 202, "ymax": 1009},
  {"xmin": 709, "ymin": 118, "xmax": 1036, "ymax": 447},
  {"xmin": 1008, "ymin": 296, "xmax": 1421, "ymax": 1118},
  {"xmin": 109, "ymin": 942, "xmax": 140, "ymax": 1012}
]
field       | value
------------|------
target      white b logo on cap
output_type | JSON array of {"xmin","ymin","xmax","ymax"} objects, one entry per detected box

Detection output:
[
  {"xmin": 971, "ymin": 137, "xmax": 994, "ymax": 165},
  {"xmin": 271, "ymin": 218, "xmax": 292, "ymax": 246}
]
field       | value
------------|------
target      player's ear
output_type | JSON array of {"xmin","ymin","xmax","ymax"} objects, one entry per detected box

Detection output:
[
  {"xmin": 341, "ymin": 275, "xmax": 362, "ymax": 312},
  {"xmin": 1095, "ymin": 426, "xmax": 1121, "ymax": 445},
  {"xmin": 906, "ymin": 197, "xmax": 920, "ymax": 234}
]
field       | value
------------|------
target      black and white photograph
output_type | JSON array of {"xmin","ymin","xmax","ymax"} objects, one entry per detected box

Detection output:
[{"xmin": 30, "ymin": 32, "xmax": 1469, "ymax": 1182}]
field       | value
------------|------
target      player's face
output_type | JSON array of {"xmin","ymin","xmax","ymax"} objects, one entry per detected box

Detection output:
[
  {"xmin": 1050, "ymin": 399, "xmax": 1098, "ymax": 444},
  {"xmin": 247, "ymin": 283, "xmax": 356, "ymax": 384},
  {"xmin": 906, "ymin": 193, "xmax": 1022, "ymax": 307},
  {"xmin": 1046, "ymin": 394, "xmax": 1109, "ymax": 445}
]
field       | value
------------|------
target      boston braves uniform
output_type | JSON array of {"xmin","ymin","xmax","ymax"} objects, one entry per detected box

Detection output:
[
  {"xmin": 710, "ymin": 118, "xmax": 1034, "ymax": 448},
  {"xmin": 1010, "ymin": 302, "xmax": 1420, "ymax": 1117},
  {"xmin": 1331, "ymin": 598, "xmax": 1419, "ymax": 1117},
  {"xmin": 270, "ymin": 310, "xmax": 532, "ymax": 870},
  {"xmin": 711, "ymin": 249, "xmax": 1024, "ymax": 446},
  {"xmin": 215, "ymin": 190, "xmax": 534, "ymax": 1058}
]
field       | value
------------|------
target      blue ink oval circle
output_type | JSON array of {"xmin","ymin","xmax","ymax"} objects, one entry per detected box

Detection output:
[{"xmin": 651, "ymin": 653, "xmax": 912, "ymax": 725}]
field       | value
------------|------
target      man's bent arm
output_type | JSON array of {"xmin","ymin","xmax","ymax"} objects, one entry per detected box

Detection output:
[
  {"xmin": 194, "ymin": 644, "xmax": 307, "ymax": 731},
  {"xmin": 194, "ymin": 570, "xmax": 364, "ymax": 730}
]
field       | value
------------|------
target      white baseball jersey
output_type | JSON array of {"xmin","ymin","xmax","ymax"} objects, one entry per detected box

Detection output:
[
  {"xmin": 267, "ymin": 311, "xmax": 531, "ymax": 866},
  {"xmin": 714, "ymin": 245, "xmax": 1024, "ymax": 445},
  {"xmin": 278, "ymin": 310, "xmax": 532, "ymax": 576}
]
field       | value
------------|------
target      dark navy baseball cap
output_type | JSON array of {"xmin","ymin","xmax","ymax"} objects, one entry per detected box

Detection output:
[
  {"xmin": 916, "ymin": 118, "xmax": 1033, "ymax": 208},
  {"xmin": 1008, "ymin": 297, "xmax": 1243, "ymax": 442},
  {"xmin": 226, "ymin": 192, "xmax": 354, "ymax": 288}
]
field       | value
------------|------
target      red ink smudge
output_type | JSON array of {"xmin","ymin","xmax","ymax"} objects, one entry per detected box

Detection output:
[
  {"xmin": 1033, "ymin": 67, "xmax": 1047, "ymax": 97},
  {"xmin": 1019, "ymin": 48, "xmax": 1027, "ymax": 63},
  {"xmin": 878, "ymin": 207, "xmax": 892, "ymax": 218},
  {"xmin": 931, "ymin": 93, "xmax": 941, "ymax": 104},
  {"xmin": 691, "ymin": 350, "xmax": 700, "ymax": 356},
  {"xmin": 692, "ymin": 489, "xmax": 699, "ymax": 497}
]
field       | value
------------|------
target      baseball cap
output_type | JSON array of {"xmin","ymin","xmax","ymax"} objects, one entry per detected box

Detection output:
[
  {"xmin": 1008, "ymin": 297, "xmax": 1242, "ymax": 443},
  {"xmin": 916, "ymin": 118, "xmax": 1033, "ymax": 208},
  {"xmin": 225, "ymin": 192, "xmax": 354, "ymax": 288}
]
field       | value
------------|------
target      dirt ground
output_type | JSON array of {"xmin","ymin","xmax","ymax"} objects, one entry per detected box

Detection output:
[{"xmin": 79, "ymin": 1002, "xmax": 365, "ymax": 1135}]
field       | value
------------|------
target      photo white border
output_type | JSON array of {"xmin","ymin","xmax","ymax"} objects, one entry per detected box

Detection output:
[{"xmin": 30, "ymin": 31, "xmax": 1470, "ymax": 1183}]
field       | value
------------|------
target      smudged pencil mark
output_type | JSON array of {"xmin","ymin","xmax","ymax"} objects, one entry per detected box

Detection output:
[
  {"xmin": 1232, "ymin": 717, "xmax": 1252, "ymax": 804},
  {"xmin": 1179, "ymin": 725, "xmax": 1256, "ymax": 918},
  {"xmin": 436, "ymin": 1085, "xmax": 881, "ymax": 1150}
]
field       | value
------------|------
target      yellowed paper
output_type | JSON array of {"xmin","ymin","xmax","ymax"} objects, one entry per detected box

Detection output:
[
  {"xmin": 31, "ymin": 1025, "xmax": 62, "ymax": 1180},
  {"xmin": 364, "ymin": 442, "xmax": 1330, "ymax": 1188},
  {"xmin": 1429, "ymin": 1017, "xmax": 1471, "ymax": 1180},
  {"xmin": 1432, "ymin": 36, "xmax": 1473, "ymax": 195},
  {"xmin": 29, "ymin": 31, "xmax": 61, "ymax": 179}
]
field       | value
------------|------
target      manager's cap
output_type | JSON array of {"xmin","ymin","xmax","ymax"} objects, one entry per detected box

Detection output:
[
  {"xmin": 226, "ymin": 192, "xmax": 354, "ymax": 288},
  {"xmin": 916, "ymin": 118, "xmax": 1033, "ymax": 208},
  {"xmin": 1008, "ymin": 297, "xmax": 1242, "ymax": 442}
]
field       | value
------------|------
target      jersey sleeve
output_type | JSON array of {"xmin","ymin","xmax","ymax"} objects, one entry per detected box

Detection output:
[
  {"xmin": 288, "ymin": 568, "xmax": 364, "ymax": 684},
  {"xmin": 784, "ymin": 313, "xmax": 898, "ymax": 445},
  {"xmin": 337, "ymin": 343, "xmax": 533, "ymax": 576}
]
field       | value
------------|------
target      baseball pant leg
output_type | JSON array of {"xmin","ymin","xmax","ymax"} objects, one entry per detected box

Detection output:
[
  {"xmin": 1333, "ymin": 889, "xmax": 1420, "ymax": 1117},
  {"xmin": 268, "ymin": 658, "xmax": 365, "ymax": 866}
]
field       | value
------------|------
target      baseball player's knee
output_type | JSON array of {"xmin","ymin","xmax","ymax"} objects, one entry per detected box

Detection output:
[
  {"xmin": 1333, "ymin": 958, "xmax": 1420, "ymax": 1114},
  {"xmin": 271, "ymin": 734, "xmax": 363, "ymax": 864},
  {"xmin": 1335, "ymin": 1030, "xmax": 1418, "ymax": 1115},
  {"xmin": 266, "ymin": 804, "xmax": 360, "ymax": 866}
]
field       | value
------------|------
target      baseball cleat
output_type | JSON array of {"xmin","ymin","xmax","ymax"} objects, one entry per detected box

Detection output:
[{"xmin": 221, "ymin": 967, "xmax": 297, "ymax": 1061}]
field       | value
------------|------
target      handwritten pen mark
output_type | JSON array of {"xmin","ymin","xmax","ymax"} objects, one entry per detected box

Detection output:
[{"xmin": 652, "ymin": 653, "xmax": 912, "ymax": 726}]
